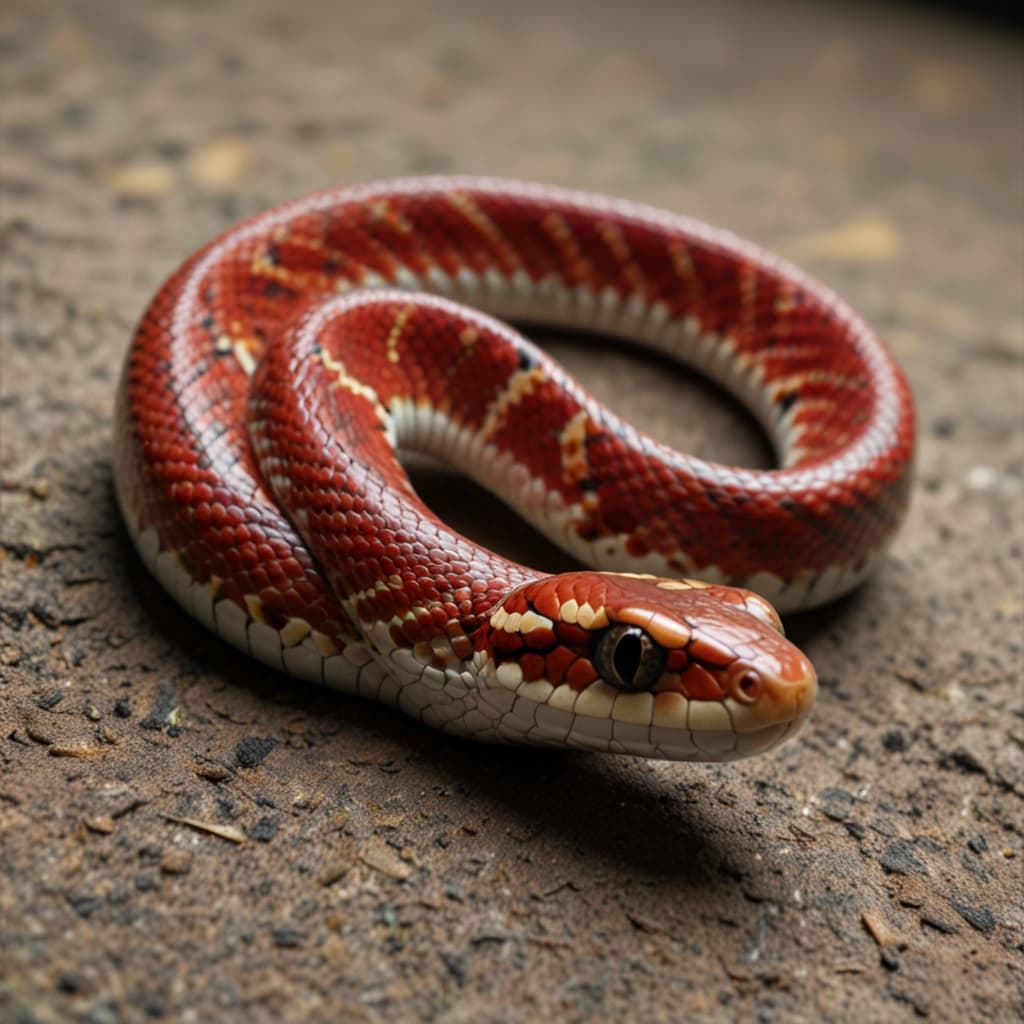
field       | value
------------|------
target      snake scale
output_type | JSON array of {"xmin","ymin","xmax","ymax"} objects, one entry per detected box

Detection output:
[{"xmin": 114, "ymin": 177, "xmax": 915, "ymax": 761}]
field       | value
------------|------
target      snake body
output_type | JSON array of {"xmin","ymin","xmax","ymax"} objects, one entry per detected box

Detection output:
[{"xmin": 114, "ymin": 177, "xmax": 915, "ymax": 761}]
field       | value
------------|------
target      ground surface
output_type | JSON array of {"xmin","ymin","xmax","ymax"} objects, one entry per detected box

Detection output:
[{"xmin": 1, "ymin": 1, "xmax": 1022, "ymax": 1021}]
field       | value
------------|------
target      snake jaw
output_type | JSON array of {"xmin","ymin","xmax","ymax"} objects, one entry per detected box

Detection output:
[{"xmin": 473, "ymin": 571, "xmax": 817, "ymax": 760}]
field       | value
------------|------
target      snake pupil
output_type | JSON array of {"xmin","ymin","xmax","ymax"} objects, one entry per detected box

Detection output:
[
  {"xmin": 613, "ymin": 631, "xmax": 643, "ymax": 683},
  {"xmin": 596, "ymin": 624, "xmax": 665, "ymax": 692}
]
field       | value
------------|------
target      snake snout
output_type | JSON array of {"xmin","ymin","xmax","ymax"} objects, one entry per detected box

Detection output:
[
  {"xmin": 700, "ymin": 645, "xmax": 816, "ymax": 760},
  {"xmin": 728, "ymin": 642, "xmax": 818, "ymax": 729}
]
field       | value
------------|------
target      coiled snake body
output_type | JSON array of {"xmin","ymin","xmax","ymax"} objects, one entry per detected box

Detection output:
[{"xmin": 114, "ymin": 178, "xmax": 915, "ymax": 761}]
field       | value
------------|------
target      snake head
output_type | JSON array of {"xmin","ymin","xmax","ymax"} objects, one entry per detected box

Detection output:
[{"xmin": 472, "ymin": 571, "xmax": 817, "ymax": 761}]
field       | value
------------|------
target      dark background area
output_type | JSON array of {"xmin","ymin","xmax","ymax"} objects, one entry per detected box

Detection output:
[
  {"xmin": 1, "ymin": 1, "xmax": 1021, "ymax": 1021},
  {"xmin": 924, "ymin": 1, "xmax": 1021, "ymax": 26}
]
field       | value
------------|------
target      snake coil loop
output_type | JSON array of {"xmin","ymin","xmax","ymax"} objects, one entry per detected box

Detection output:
[{"xmin": 114, "ymin": 177, "xmax": 914, "ymax": 760}]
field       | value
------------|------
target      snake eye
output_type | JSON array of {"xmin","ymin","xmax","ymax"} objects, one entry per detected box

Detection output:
[{"xmin": 594, "ymin": 624, "xmax": 666, "ymax": 692}]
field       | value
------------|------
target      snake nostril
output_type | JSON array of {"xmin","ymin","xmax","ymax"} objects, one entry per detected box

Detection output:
[{"xmin": 734, "ymin": 670, "xmax": 763, "ymax": 704}]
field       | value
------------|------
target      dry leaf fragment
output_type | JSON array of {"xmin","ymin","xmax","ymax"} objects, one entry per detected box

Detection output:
[
  {"xmin": 359, "ymin": 837, "xmax": 412, "ymax": 880},
  {"xmin": 164, "ymin": 814, "xmax": 246, "ymax": 844},
  {"xmin": 49, "ymin": 742, "xmax": 102, "ymax": 758},
  {"xmin": 862, "ymin": 909, "xmax": 906, "ymax": 948}
]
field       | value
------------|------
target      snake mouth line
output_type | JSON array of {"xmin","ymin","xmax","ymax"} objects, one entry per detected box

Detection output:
[
  {"xmin": 565, "ymin": 713, "xmax": 809, "ymax": 762},
  {"xmin": 473, "ymin": 678, "xmax": 812, "ymax": 762}
]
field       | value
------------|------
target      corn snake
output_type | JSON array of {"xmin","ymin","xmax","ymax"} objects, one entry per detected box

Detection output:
[{"xmin": 113, "ymin": 177, "xmax": 915, "ymax": 761}]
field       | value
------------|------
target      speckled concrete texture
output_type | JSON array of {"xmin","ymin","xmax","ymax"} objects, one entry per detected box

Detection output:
[{"xmin": 1, "ymin": 2, "xmax": 1021, "ymax": 1021}]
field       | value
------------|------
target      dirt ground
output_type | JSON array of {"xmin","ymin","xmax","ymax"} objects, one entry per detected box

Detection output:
[{"xmin": 1, "ymin": 1, "xmax": 1021, "ymax": 1021}]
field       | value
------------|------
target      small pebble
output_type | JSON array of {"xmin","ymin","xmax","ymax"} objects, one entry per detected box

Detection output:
[
  {"xmin": 880, "ymin": 949, "xmax": 901, "ymax": 972},
  {"xmin": 272, "ymin": 926, "xmax": 306, "ymax": 949},
  {"xmin": 159, "ymin": 850, "xmax": 193, "ymax": 875},
  {"xmin": 920, "ymin": 910, "xmax": 959, "ymax": 934},
  {"xmin": 246, "ymin": 816, "xmax": 279, "ymax": 843},
  {"xmin": 949, "ymin": 900, "xmax": 996, "ymax": 935},
  {"xmin": 882, "ymin": 730, "xmax": 906, "ymax": 752},
  {"xmin": 57, "ymin": 971, "xmax": 85, "ymax": 994},
  {"xmin": 879, "ymin": 840, "xmax": 925, "ymax": 876},
  {"xmin": 234, "ymin": 737, "xmax": 276, "ymax": 768}
]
